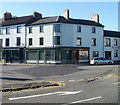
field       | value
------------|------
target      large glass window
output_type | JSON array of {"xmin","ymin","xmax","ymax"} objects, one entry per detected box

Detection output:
[
  {"xmin": 6, "ymin": 38, "xmax": 9, "ymax": 46},
  {"xmin": 39, "ymin": 51, "xmax": 44, "ymax": 60},
  {"xmin": 79, "ymin": 50, "xmax": 89, "ymax": 60},
  {"xmin": 105, "ymin": 38, "xmax": 111, "ymax": 47},
  {"xmin": 55, "ymin": 50, "xmax": 61, "ymax": 61},
  {"xmin": 92, "ymin": 38, "xmax": 96, "ymax": 46},
  {"xmin": 54, "ymin": 24, "xmax": 61, "ymax": 32},
  {"xmin": 27, "ymin": 51, "xmax": 37, "ymax": 60}
]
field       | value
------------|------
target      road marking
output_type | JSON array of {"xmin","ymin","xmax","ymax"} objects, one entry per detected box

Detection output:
[
  {"xmin": 58, "ymin": 91, "xmax": 82, "ymax": 95},
  {"xmin": 58, "ymin": 81, "xmax": 65, "ymax": 83},
  {"xmin": 113, "ymin": 82, "xmax": 120, "ymax": 85},
  {"xmin": 69, "ymin": 80, "xmax": 75, "ymax": 82},
  {"xmin": 69, "ymin": 96, "xmax": 102, "ymax": 104},
  {"xmin": 78, "ymin": 79, "xmax": 84, "ymax": 82},
  {"xmin": 9, "ymin": 90, "xmax": 82, "ymax": 101}
]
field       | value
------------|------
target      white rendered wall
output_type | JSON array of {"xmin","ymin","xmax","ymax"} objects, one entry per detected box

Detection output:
[{"xmin": 1, "ymin": 24, "xmax": 25, "ymax": 48}]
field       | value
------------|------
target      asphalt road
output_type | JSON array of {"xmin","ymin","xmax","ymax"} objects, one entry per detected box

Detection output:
[{"xmin": 1, "ymin": 64, "xmax": 119, "ymax": 104}]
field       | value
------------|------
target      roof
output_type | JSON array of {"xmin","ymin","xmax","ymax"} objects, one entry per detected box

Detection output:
[
  {"xmin": 1, "ymin": 15, "xmax": 38, "ymax": 27},
  {"xmin": 29, "ymin": 16, "xmax": 104, "ymax": 27},
  {"xmin": 104, "ymin": 30, "xmax": 120, "ymax": 38}
]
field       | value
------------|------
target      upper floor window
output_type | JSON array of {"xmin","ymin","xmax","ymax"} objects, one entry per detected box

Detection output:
[
  {"xmin": 114, "ymin": 50, "xmax": 118, "ymax": 57},
  {"xmin": 6, "ymin": 38, "xmax": 9, "ymax": 46},
  {"xmin": 92, "ymin": 38, "xmax": 96, "ymax": 46},
  {"xmin": 29, "ymin": 38, "xmax": 32, "ymax": 46},
  {"xmin": 93, "ymin": 51, "xmax": 99, "ymax": 57},
  {"xmin": 29, "ymin": 27, "xmax": 32, "ymax": 33},
  {"xmin": 54, "ymin": 24, "xmax": 61, "ymax": 32},
  {"xmin": 0, "ymin": 28, "xmax": 3, "ymax": 35},
  {"xmin": 39, "ymin": 37, "xmax": 44, "ymax": 45},
  {"xmin": 114, "ymin": 39, "xmax": 118, "ymax": 46},
  {"xmin": 16, "ymin": 37, "xmax": 21, "ymax": 46},
  {"xmin": 77, "ymin": 26, "xmax": 81, "ymax": 32},
  {"xmin": 6, "ymin": 27, "xmax": 10, "ymax": 34},
  {"xmin": 77, "ymin": 37, "xmax": 81, "ymax": 46},
  {"xmin": 105, "ymin": 38, "xmax": 111, "ymax": 47},
  {"xmin": 55, "ymin": 36, "xmax": 60, "ymax": 45},
  {"xmin": 0, "ymin": 39, "xmax": 3, "ymax": 47},
  {"xmin": 92, "ymin": 27, "xmax": 96, "ymax": 33},
  {"xmin": 17, "ymin": 26, "xmax": 21, "ymax": 33},
  {"xmin": 40, "ymin": 26, "xmax": 44, "ymax": 32}
]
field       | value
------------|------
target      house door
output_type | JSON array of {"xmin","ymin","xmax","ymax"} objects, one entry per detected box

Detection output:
[{"xmin": 105, "ymin": 51, "xmax": 111, "ymax": 60}]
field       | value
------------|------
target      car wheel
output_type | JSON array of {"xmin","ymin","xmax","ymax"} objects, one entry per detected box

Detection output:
[
  {"xmin": 108, "ymin": 62, "xmax": 112, "ymax": 65},
  {"xmin": 95, "ymin": 62, "xmax": 98, "ymax": 65}
]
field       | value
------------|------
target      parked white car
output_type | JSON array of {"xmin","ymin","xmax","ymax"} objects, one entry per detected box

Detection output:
[{"xmin": 90, "ymin": 57, "xmax": 113, "ymax": 65}]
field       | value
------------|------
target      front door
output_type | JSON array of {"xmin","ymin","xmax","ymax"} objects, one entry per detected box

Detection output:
[{"xmin": 105, "ymin": 51, "xmax": 111, "ymax": 60}]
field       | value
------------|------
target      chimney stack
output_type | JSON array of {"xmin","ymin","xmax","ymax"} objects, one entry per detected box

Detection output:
[
  {"xmin": 64, "ymin": 9, "xmax": 69, "ymax": 19},
  {"xmin": 33, "ymin": 11, "xmax": 42, "ymax": 18},
  {"xmin": 4, "ymin": 12, "xmax": 12, "ymax": 21},
  {"xmin": 92, "ymin": 14, "xmax": 99, "ymax": 23}
]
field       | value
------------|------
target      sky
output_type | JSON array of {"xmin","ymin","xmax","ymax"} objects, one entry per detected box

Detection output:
[{"xmin": 0, "ymin": 2, "xmax": 119, "ymax": 31}]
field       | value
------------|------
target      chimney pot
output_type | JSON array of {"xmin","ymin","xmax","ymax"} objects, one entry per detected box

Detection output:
[
  {"xmin": 33, "ymin": 11, "xmax": 42, "ymax": 18},
  {"xmin": 92, "ymin": 14, "xmax": 99, "ymax": 23},
  {"xmin": 4, "ymin": 12, "xmax": 12, "ymax": 21},
  {"xmin": 64, "ymin": 9, "xmax": 69, "ymax": 19}
]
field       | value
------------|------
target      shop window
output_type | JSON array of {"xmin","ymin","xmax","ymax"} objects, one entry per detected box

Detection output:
[
  {"xmin": 27, "ymin": 51, "xmax": 37, "ymax": 60},
  {"xmin": 39, "ymin": 51, "xmax": 44, "ymax": 60},
  {"xmin": 79, "ymin": 50, "xmax": 89, "ymax": 60}
]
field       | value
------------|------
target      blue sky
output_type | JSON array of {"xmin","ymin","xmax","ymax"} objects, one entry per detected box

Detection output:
[{"xmin": 0, "ymin": 2, "xmax": 118, "ymax": 31}]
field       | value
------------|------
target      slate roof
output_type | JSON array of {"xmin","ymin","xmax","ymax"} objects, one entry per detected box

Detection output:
[
  {"xmin": 104, "ymin": 30, "xmax": 120, "ymax": 38},
  {"xmin": 1, "ymin": 15, "xmax": 39, "ymax": 27},
  {"xmin": 28, "ymin": 16, "xmax": 104, "ymax": 27}
]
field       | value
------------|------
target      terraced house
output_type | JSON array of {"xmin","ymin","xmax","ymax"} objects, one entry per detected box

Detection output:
[{"xmin": 0, "ymin": 9, "xmax": 120, "ymax": 64}]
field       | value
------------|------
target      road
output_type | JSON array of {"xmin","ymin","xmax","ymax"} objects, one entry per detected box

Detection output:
[{"xmin": 1, "ymin": 64, "xmax": 119, "ymax": 104}]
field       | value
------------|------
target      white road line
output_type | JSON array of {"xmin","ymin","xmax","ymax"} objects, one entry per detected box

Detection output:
[
  {"xmin": 58, "ymin": 81, "xmax": 65, "ymax": 83},
  {"xmin": 69, "ymin": 80, "xmax": 75, "ymax": 82},
  {"xmin": 69, "ymin": 96, "xmax": 102, "ymax": 104},
  {"xmin": 78, "ymin": 79, "xmax": 84, "ymax": 82},
  {"xmin": 9, "ymin": 92, "xmax": 61, "ymax": 100},
  {"xmin": 113, "ymin": 82, "xmax": 120, "ymax": 85},
  {"xmin": 9, "ymin": 90, "xmax": 83, "ymax": 101}
]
